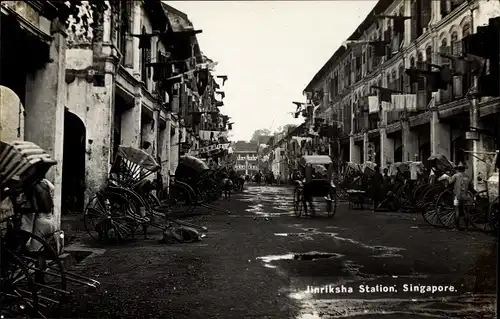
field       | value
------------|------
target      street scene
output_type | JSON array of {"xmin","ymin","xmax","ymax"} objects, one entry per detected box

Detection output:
[
  {"xmin": 0, "ymin": 0, "xmax": 499, "ymax": 318},
  {"xmin": 58, "ymin": 184, "xmax": 496, "ymax": 318}
]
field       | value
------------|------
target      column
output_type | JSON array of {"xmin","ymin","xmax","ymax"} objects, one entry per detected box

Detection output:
[
  {"xmin": 363, "ymin": 132, "xmax": 369, "ymax": 163},
  {"xmin": 471, "ymin": 114, "xmax": 490, "ymax": 192},
  {"xmin": 430, "ymin": 111, "xmax": 451, "ymax": 157},
  {"xmin": 402, "ymin": 120, "xmax": 418, "ymax": 161},
  {"xmin": 121, "ymin": 88, "xmax": 142, "ymax": 148},
  {"xmin": 152, "ymin": 110, "xmax": 159, "ymax": 157},
  {"xmin": 24, "ymin": 19, "xmax": 67, "ymax": 226},
  {"xmin": 380, "ymin": 128, "xmax": 395, "ymax": 169}
]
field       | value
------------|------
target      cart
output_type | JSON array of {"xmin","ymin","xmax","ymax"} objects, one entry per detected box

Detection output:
[
  {"xmin": 83, "ymin": 146, "xmax": 207, "ymax": 243},
  {"xmin": 293, "ymin": 155, "xmax": 337, "ymax": 218},
  {"xmin": 0, "ymin": 140, "xmax": 99, "ymax": 318},
  {"xmin": 174, "ymin": 155, "xmax": 229, "ymax": 213}
]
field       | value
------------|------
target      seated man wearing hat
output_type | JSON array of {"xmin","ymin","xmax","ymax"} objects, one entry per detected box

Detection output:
[{"xmin": 448, "ymin": 162, "xmax": 473, "ymax": 230}]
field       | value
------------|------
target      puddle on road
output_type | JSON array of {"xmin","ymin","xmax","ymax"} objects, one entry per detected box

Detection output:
[
  {"xmin": 274, "ymin": 230, "xmax": 405, "ymax": 259},
  {"xmin": 257, "ymin": 251, "xmax": 344, "ymax": 265}
]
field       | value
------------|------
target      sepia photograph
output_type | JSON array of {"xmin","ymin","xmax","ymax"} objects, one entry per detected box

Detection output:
[{"xmin": 0, "ymin": 0, "xmax": 499, "ymax": 318}]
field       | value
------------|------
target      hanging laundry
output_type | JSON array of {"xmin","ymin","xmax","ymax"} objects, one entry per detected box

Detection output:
[
  {"xmin": 368, "ymin": 96, "xmax": 379, "ymax": 114},
  {"xmin": 381, "ymin": 101, "xmax": 392, "ymax": 112},
  {"xmin": 391, "ymin": 94, "xmax": 405, "ymax": 110},
  {"xmin": 405, "ymin": 94, "xmax": 417, "ymax": 111}
]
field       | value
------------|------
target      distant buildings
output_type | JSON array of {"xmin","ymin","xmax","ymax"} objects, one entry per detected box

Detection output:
[{"xmin": 231, "ymin": 141, "xmax": 258, "ymax": 176}]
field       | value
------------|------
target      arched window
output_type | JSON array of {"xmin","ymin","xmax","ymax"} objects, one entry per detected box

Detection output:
[
  {"xmin": 410, "ymin": 56, "xmax": 415, "ymax": 68},
  {"xmin": 451, "ymin": 31, "xmax": 459, "ymax": 55},
  {"xmin": 417, "ymin": 51, "xmax": 423, "ymax": 62},
  {"xmin": 462, "ymin": 24, "xmax": 470, "ymax": 37},
  {"xmin": 398, "ymin": 64, "xmax": 405, "ymax": 91},
  {"xmin": 426, "ymin": 46, "xmax": 432, "ymax": 63},
  {"xmin": 441, "ymin": 37, "xmax": 448, "ymax": 47}
]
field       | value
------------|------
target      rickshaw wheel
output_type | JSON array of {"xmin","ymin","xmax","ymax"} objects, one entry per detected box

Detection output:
[
  {"xmin": 468, "ymin": 192, "xmax": 494, "ymax": 232},
  {"xmin": 0, "ymin": 250, "xmax": 40, "ymax": 318},
  {"xmin": 420, "ymin": 186, "xmax": 445, "ymax": 227},
  {"xmin": 435, "ymin": 189, "xmax": 458, "ymax": 229},
  {"xmin": 83, "ymin": 192, "xmax": 138, "ymax": 243},
  {"xmin": 3, "ymin": 229, "xmax": 68, "ymax": 317},
  {"xmin": 196, "ymin": 178, "xmax": 221, "ymax": 203},
  {"xmin": 293, "ymin": 187, "xmax": 304, "ymax": 217},
  {"xmin": 160, "ymin": 183, "xmax": 195, "ymax": 216}
]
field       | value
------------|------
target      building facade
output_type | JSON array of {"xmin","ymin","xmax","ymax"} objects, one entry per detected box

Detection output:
[
  {"xmin": 0, "ymin": 1, "xmax": 231, "ymax": 222},
  {"xmin": 233, "ymin": 151, "xmax": 258, "ymax": 176},
  {"xmin": 301, "ymin": 0, "xmax": 499, "ymax": 191}
]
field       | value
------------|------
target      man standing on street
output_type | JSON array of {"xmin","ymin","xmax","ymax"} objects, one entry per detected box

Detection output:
[{"xmin": 448, "ymin": 162, "xmax": 473, "ymax": 231}]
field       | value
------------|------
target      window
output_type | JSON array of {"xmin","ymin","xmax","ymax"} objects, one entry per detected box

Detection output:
[
  {"xmin": 462, "ymin": 24, "xmax": 470, "ymax": 37},
  {"xmin": 398, "ymin": 64, "xmax": 405, "ymax": 92},
  {"xmin": 140, "ymin": 26, "xmax": 151, "ymax": 84},
  {"xmin": 417, "ymin": 51, "xmax": 423, "ymax": 63},
  {"xmin": 117, "ymin": 1, "xmax": 132, "ymax": 64},
  {"xmin": 410, "ymin": 56, "xmax": 415, "ymax": 68},
  {"xmin": 451, "ymin": 31, "xmax": 460, "ymax": 55},
  {"xmin": 426, "ymin": 46, "xmax": 432, "ymax": 64},
  {"xmin": 441, "ymin": 38, "xmax": 448, "ymax": 48}
]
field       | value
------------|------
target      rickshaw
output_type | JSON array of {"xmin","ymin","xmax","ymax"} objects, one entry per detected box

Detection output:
[
  {"xmin": 84, "ymin": 146, "xmax": 207, "ymax": 243},
  {"xmin": 293, "ymin": 155, "xmax": 337, "ymax": 218},
  {"xmin": 174, "ymin": 155, "xmax": 229, "ymax": 213},
  {"xmin": 420, "ymin": 154, "xmax": 456, "ymax": 226},
  {"xmin": 0, "ymin": 140, "xmax": 99, "ymax": 318}
]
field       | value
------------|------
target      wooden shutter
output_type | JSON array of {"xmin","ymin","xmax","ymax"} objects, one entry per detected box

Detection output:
[
  {"xmin": 411, "ymin": 0, "xmax": 418, "ymax": 40},
  {"xmin": 421, "ymin": 0, "xmax": 431, "ymax": 28},
  {"xmin": 124, "ymin": 1, "xmax": 134, "ymax": 68},
  {"xmin": 438, "ymin": 46, "xmax": 451, "ymax": 102}
]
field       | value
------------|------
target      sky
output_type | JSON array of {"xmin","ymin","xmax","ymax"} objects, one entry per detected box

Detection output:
[{"xmin": 169, "ymin": 1, "xmax": 377, "ymax": 142}]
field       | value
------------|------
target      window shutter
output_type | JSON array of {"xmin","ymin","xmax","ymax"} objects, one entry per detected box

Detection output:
[
  {"xmin": 453, "ymin": 76, "xmax": 463, "ymax": 97},
  {"xmin": 417, "ymin": 90, "xmax": 427, "ymax": 111},
  {"xmin": 124, "ymin": 1, "xmax": 134, "ymax": 68},
  {"xmin": 411, "ymin": 0, "xmax": 418, "ymax": 40}
]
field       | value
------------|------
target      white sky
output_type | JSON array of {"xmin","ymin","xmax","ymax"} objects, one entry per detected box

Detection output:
[{"xmin": 169, "ymin": 1, "xmax": 377, "ymax": 141}]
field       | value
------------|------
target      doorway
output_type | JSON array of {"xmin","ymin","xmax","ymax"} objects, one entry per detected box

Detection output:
[{"xmin": 61, "ymin": 109, "xmax": 86, "ymax": 214}]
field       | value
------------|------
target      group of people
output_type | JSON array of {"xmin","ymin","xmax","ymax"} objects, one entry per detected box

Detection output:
[
  {"xmin": 252, "ymin": 171, "xmax": 283, "ymax": 185},
  {"xmin": 369, "ymin": 162, "xmax": 473, "ymax": 230}
]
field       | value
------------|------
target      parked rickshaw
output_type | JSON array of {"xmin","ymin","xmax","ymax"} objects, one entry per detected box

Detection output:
[
  {"xmin": 0, "ymin": 140, "xmax": 99, "ymax": 318},
  {"xmin": 84, "ymin": 146, "xmax": 207, "ymax": 243},
  {"xmin": 420, "ymin": 154, "xmax": 455, "ymax": 226},
  {"xmin": 293, "ymin": 155, "xmax": 337, "ymax": 218},
  {"xmin": 174, "ymin": 155, "xmax": 229, "ymax": 213}
]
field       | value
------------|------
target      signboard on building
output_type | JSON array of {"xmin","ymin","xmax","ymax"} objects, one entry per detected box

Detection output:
[
  {"xmin": 465, "ymin": 131, "xmax": 479, "ymax": 140},
  {"xmin": 189, "ymin": 143, "xmax": 230, "ymax": 157}
]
